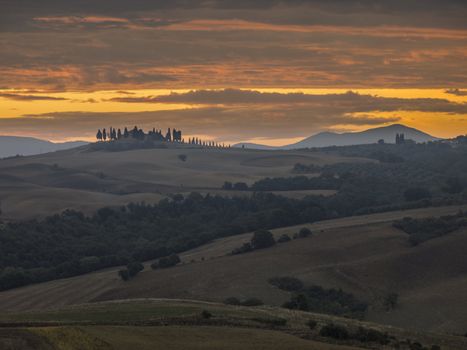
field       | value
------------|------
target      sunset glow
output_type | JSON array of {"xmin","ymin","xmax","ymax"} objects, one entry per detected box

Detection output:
[{"xmin": 1, "ymin": 1, "xmax": 466, "ymax": 143}]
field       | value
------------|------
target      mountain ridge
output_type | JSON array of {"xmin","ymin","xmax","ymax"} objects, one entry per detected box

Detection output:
[
  {"xmin": 0, "ymin": 135, "xmax": 88, "ymax": 158},
  {"xmin": 234, "ymin": 124, "xmax": 440, "ymax": 150}
]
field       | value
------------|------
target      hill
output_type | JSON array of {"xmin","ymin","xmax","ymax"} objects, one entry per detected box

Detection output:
[
  {"xmin": 235, "ymin": 124, "xmax": 440, "ymax": 149},
  {"xmin": 0, "ymin": 146, "xmax": 362, "ymax": 220},
  {"xmin": 1, "ymin": 205, "xmax": 466, "ymax": 335},
  {"xmin": 0, "ymin": 135, "xmax": 88, "ymax": 158}
]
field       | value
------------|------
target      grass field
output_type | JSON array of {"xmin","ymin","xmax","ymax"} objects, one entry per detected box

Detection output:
[
  {"xmin": 1, "ymin": 299, "xmax": 465, "ymax": 350},
  {"xmin": 0, "ymin": 146, "xmax": 366, "ymax": 219}
]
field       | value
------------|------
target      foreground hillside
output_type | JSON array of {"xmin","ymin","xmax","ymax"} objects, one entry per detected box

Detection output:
[
  {"xmin": 1, "ymin": 299, "xmax": 466, "ymax": 350},
  {"xmin": 0, "ymin": 145, "xmax": 360, "ymax": 220},
  {"xmin": 1, "ymin": 205, "xmax": 466, "ymax": 335}
]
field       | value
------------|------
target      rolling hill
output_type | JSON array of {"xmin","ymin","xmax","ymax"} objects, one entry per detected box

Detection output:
[
  {"xmin": 0, "ymin": 145, "xmax": 364, "ymax": 220},
  {"xmin": 235, "ymin": 124, "xmax": 440, "ymax": 149},
  {"xmin": 1, "ymin": 205, "xmax": 466, "ymax": 335},
  {"xmin": 0, "ymin": 135, "xmax": 88, "ymax": 158}
]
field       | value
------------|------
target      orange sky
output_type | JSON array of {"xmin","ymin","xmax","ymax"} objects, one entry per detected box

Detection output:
[{"xmin": 1, "ymin": 1, "xmax": 466, "ymax": 143}]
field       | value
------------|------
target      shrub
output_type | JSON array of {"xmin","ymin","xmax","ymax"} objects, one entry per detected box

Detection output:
[
  {"xmin": 283, "ymin": 294, "xmax": 309, "ymax": 311},
  {"xmin": 118, "ymin": 269, "xmax": 130, "ymax": 281},
  {"xmin": 283, "ymin": 285, "xmax": 368, "ymax": 319},
  {"xmin": 178, "ymin": 154, "xmax": 187, "ymax": 162},
  {"xmin": 298, "ymin": 227, "xmax": 312, "ymax": 238},
  {"xmin": 127, "ymin": 261, "xmax": 144, "ymax": 277},
  {"xmin": 201, "ymin": 310, "xmax": 212, "ymax": 319},
  {"xmin": 277, "ymin": 234, "xmax": 291, "ymax": 243},
  {"xmin": 354, "ymin": 327, "xmax": 390, "ymax": 345},
  {"xmin": 268, "ymin": 276, "xmax": 304, "ymax": 292},
  {"xmin": 307, "ymin": 320, "xmax": 318, "ymax": 330},
  {"xmin": 319, "ymin": 323, "xmax": 349, "ymax": 340},
  {"xmin": 231, "ymin": 242, "xmax": 253, "ymax": 255},
  {"xmin": 251, "ymin": 230, "xmax": 275, "ymax": 249},
  {"xmin": 152, "ymin": 254, "xmax": 181, "ymax": 269},
  {"xmin": 241, "ymin": 298, "xmax": 264, "ymax": 306},
  {"xmin": 223, "ymin": 297, "xmax": 241, "ymax": 305}
]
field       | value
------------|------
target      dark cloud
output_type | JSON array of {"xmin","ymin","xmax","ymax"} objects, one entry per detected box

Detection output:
[
  {"xmin": 0, "ymin": 92, "xmax": 67, "ymax": 101},
  {"xmin": 0, "ymin": 106, "xmax": 401, "ymax": 142},
  {"xmin": 108, "ymin": 89, "xmax": 467, "ymax": 114},
  {"xmin": 0, "ymin": 1, "xmax": 466, "ymax": 90},
  {"xmin": 445, "ymin": 88, "xmax": 467, "ymax": 96}
]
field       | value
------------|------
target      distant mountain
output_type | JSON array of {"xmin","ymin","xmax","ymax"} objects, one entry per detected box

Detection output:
[
  {"xmin": 234, "ymin": 124, "xmax": 440, "ymax": 150},
  {"xmin": 0, "ymin": 136, "xmax": 88, "ymax": 158}
]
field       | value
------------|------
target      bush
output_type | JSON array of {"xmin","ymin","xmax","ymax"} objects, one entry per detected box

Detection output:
[
  {"xmin": 127, "ymin": 262, "xmax": 144, "ymax": 277},
  {"xmin": 231, "ymin": 242, "xmax": 253, "ymax": 255},
  {"xmin": 118, "ymin": 269, "xmax": 130, "ymax": 281},
  {"xmin": 268, "ymin": 276, "xmax": 304, "ymax": 292},
  {"xmin": 152, "ymin": 254, "xmax": 181, "ymax": 269},
  {"xmin": 283, "ymin": 294, "xmax": 309, "ymax": 311},
  {"xmin": 319, "ymin": 323, "xmax": 349, "ymax": 340},
  {"xmin": 298, "ymin": 227, "xmax": 312, "ymax": 238},
  {"xmin": 223, "ymin": 297, "xmax": 241, "ymax": 305},
  {"xmin": 354, "ymin": 327, "xmax": 390, "ymax": 345},
  {"xmin": 307, "ymin": 320, "xmax": 318, "ymax": 330},
  {"xmin": 251, "ymin": 230, "xmax": 275, "ymax": 249},
  {"xmin": 241, "ymin": 298, "xmax": 264, "ymax": 306},
  {"xmin": 178, "ymin": 154, "xmax": 187, "ymax": 162},
  {"xmin": 201, "ymin": 310, "xmax": 212, "ymax": 319},
  {"xmin": 277, "ymin": 234, "xmax": 291, "ymax": 243},
  {"xmin": 283, "ymin": 285, "xmax": 368, "ymax": 319}
]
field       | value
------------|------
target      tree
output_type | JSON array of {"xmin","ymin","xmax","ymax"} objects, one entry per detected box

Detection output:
[
  {"xmin": 96, "ymin": 129, "xmax": 103, "ymax": 141},
  {"xmin": 251, "ymin": 230, "xmax": 275, "ymax": 249},
  {"xmin": 124, "ymin": 127, "xmax": 129, "ymax": 138},
  {"xmin": 102, "ymin": 128, "xmax": 107, "ymax": 141},
  {"xmin": 117, "ymin": 128, "xmax": 122, "ymax": 139}
]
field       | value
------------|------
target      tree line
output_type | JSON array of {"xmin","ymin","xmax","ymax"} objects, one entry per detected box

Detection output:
[{"xmin": 96, "ymin": 125, "xmax": 230, "ymax": 148}]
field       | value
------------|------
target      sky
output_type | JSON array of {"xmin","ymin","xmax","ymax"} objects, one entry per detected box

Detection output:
[{"xmin": 0, "ymin": 0, "xmax": 466, "ymax": 145}]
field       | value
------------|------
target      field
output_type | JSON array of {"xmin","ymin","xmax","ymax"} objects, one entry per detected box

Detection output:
[
  {"xmin": 0, "ymin": 146, "xmax": 361, "ymax": 220},
  {"xmin": 1, "ymin": 205, "xmax": 466, "ymax": 335},
  {"xmin": 1, "ymin": 299, "xmax": 465, "ymax": 350}
]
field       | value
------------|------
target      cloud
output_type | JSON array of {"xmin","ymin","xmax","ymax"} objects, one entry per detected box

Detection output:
[
  {"xmin": 0, "ymin": 106, "xmax": 401, "ymax": 142},
  {"xmin": 107, "ymin": 89, "xmax": 467, "ymax": 114},
  {"xmin": 1, "ymin": 1, "xmax": 466, "ymax": 91},
  {"xmin": 0, "ymin": 92, "xmax": 67, "ymax": 101},
  {"xmin": 445, "ymin": 88, "xmax": 467, "ymax": 96}
]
